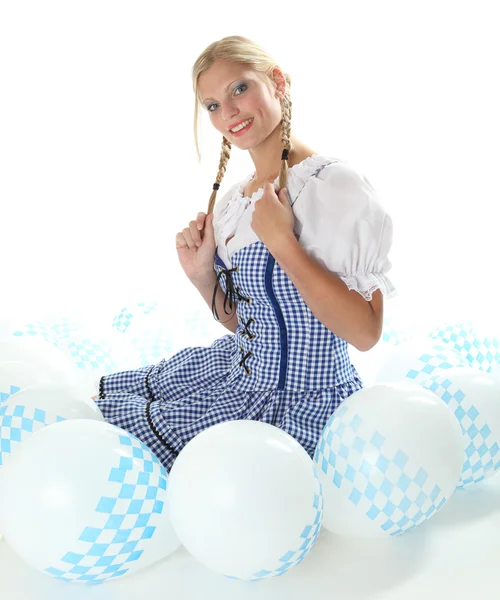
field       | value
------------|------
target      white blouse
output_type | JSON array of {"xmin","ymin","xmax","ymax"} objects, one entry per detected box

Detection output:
[{"xmin": 212, "ymin": 154, "xmax": 397, "ymax": 302}]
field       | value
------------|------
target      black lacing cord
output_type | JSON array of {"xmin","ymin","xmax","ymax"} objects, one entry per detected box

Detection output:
[
  {"xmin": 241, "ymin": 317, "xmax": 255, "ymax": 340},
  {"xmin": 238, "ymin": 350, "xmax": 253, "ymax": 375},
  {"xmin": 211, "ymin": 266, "xmax": 250, "ymax": 322}
]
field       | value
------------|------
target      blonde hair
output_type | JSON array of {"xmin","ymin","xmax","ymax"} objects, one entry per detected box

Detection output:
[{"xmin": 192, "ymin": 36, "xmax": 293, "ymax": 215}]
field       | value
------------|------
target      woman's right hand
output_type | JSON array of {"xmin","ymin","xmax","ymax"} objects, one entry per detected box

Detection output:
[{"xmin": 176, "ymin": 211, "xmax": 216, "ymax": 285}]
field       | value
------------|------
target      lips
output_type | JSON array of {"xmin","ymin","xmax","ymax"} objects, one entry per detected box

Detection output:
[{"xmin": 228, "ymin": 117, "xmax": 253, "ymax": 132}]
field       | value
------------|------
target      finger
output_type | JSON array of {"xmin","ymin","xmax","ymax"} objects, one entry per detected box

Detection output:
[
  {"xmin": 196, "ymin": 212, "xmax": 206, "ymax": 230},
  {"xmin": 182, "ymin": 227, "xmax": 197, "ymax": 249},
  {"xmin": 189, "ymin": 220, "xmax": 202, "ymax": 247},
  {"xmin": 175, "ymin": 231, "xmax": 188, "ymax": 249}
]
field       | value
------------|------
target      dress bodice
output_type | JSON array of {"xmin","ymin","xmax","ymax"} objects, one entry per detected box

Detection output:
[{"xmin": 213, "ymin": 241, "xmax": 356, "ymax": 393}]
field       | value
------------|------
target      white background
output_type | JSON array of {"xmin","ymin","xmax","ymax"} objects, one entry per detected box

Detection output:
[
  {"xmin": 1, "ymin": 0, "xmax": 498, "ymax": 334},
  {"xmin": 1, "ymin": 2, "xmax": 500, "ymax": 598}
]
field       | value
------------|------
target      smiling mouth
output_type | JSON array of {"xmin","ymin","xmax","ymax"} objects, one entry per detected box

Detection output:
[{"xmin": 229, "ymin": 117, "xmax": 254, "ymax": 134}]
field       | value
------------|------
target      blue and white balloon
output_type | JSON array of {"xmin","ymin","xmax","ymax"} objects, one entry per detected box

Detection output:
[
  {"xmin": 0, "ymin": 419, "xmax": 180, "ymax": 583},
  {"xmin": 0, "ymin": 383, "xmax": 104, "ymax": 468},
  {"xmin": 375, "ymin": 339, "xmax": 471, "ymax": 386},
  {"xmin": 314, "ymin": 382, "xmax": 464, "ymax": 538},
  {"xmin": 428, "ymin": 321, "xmax": 500, "ymax": 373},
  {"xmin": 0, "ymin": 360, "xmax": 56, "ymax": 404},
  {"xmin": 166, "ymin": 420, "xmax": 323, "ymax": 581},
  {"xmin": 422, "ymin": 367, "xmax": 500, "ymax": 489},
  {"xmin": 0, "ymin": 337, "xmax": 78, "ymax": 386}
]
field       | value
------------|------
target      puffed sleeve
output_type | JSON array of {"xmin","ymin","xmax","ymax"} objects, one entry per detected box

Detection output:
[{"xmin": 294, "ymin": 160, "xmax": 397, "ymax": 301}]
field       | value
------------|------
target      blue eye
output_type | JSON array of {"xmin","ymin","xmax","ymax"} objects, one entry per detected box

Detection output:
[{"xmin": 207, "ymin": 83, "xmax": 247, "ymax": 112}]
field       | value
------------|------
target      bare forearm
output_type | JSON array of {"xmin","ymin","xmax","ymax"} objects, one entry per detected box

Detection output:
[
  {"xmin": 270, "ymin": 234, "xmax": 377, "ymax": 351},
  {"xmin": 191, "ymin": 273, "xmax": 239, "ymax": 334}
]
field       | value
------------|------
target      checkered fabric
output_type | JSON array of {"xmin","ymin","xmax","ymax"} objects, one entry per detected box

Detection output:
[
  {"xmin": 44, "ymin": 431, "xmax": 168, "ymax": 584},
  {"xmin": 404, "ymin": 343, "xmax": 471, "ymax": 385},
  {"xmin": 0, "ymin": 404, "xmax": 65, "ymax": 466},
  {"xmin": 111, "ymin": 302, "xmax": 160, "ymax": 334},
  {"xmin": 226, "ymin": 463, "xmax": 323, "ymax": 581},
  {"xmin": 12, "ymin": 321, "xmax": 61, "ymax": 348},
  {"xmin": 423, "ymin": 371, "xmax": 500, "ymax": 488},
  {"xmin": 96, "ymin": 241, "xmax": 366, "ymax": 473},
  {"xmin": 314, "ymin": 404, "xmax": 448, "ymax": 536},
  {"xmin": 428, "ymin": 322, "xmax": 500, "ymax": 373}
]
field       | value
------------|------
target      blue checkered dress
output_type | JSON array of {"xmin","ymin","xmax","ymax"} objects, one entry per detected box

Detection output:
[{"xmin": 97, "ymin": 241, "xmax": 363, "ymax": 472}]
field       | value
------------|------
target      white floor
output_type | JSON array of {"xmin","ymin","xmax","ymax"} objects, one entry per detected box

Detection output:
[{"xmin": 0, "ymin": 474, "xmax": 499, "ymax": 600}]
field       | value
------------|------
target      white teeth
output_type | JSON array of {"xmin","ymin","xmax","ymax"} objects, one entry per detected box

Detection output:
[{"xmin": 230, "ymin": 118, "xmax": 253, "ymax": 133}]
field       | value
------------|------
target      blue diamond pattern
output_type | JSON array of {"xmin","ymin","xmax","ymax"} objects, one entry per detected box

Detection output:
[
  {"xmin": 314, "ymin": 404, "xmax": 448, "ymax": 536},
  {"xmin": 0, "ymin": 404, "xmax": 67, "ymax": 466},
  {"xmin": 423, "ymin": 372, "xmax": 500, "ymax": 488},
  {"xmin": 428, "ymin": 322, "xmax": 500, "ymax": 373},
  {"xmin": 43, "ymin": 432, "xmax": 168, "ymax": 584},
  {"xmin": 225, "ymin": 463, "xmax": 323, "ymax": 581}
]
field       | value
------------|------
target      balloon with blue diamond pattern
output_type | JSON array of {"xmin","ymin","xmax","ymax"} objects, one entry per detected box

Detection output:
[
  {"xmin": 56, "ymin": 330, "xmax": 119, "ymax": 395},
  {"xmin": 166, "ymin": 419, "xmax": 323, "ymax": 581},
  {"xmin": 0, "ymin": 337, "xmax": 79, "ymax": 386},
  {"xmin": 0, "ymin": 383, "xmax": 104, "ymax": 469},
  {"xmin": 0, "ymin": 360, "xmax": 64, "ymax": 405},
  {"xmin": 0, "ymin": 419, "xmax": 181, "ymax": 583},
  {"xmin": 428, "ymin": 321, "xmax": 500, "ymax": 373},
  {"xmin": 422, "ymin": 367, "xmax": 500, "ymax": 489},
  {"xmin": 314, "ymin": 382, "xmax": 464, "ymax": 538},
  {"xmin": 374, "ymin": 338, "xmax": 472, "ymax": 386}
]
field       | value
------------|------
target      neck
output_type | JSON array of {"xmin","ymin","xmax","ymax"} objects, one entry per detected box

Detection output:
[{"xmin": 247, "ymin": 128, "xmax": 305, "ymax": 185}]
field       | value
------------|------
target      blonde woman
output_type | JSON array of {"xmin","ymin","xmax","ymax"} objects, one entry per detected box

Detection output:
[{"xmin": 94, "ymin": 35, "xmax": 397, "ymax": 472}]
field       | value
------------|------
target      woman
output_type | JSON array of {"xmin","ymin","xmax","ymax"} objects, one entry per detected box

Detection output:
[{"xmin": 94, "ymin": 35, "xmax": 397, "ymax": 472}]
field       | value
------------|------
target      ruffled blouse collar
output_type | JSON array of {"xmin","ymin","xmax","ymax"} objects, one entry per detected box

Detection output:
[
  {"xmin": 214, "ymin": 153, "xmax": 333, "ymax": 252},
  {"xmin": 233, "ymin": 153, "xmax": 328, "ymax": 201}
]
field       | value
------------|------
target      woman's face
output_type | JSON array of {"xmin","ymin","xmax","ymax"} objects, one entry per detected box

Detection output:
[{"xmin": 197, "ymin": 60, "xmax": 285, "ymax": 149}]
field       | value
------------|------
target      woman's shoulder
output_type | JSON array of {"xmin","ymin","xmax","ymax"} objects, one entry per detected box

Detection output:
[{"xmin": 299, "ymin": 156, "xmax": 382, "ymax": 211}]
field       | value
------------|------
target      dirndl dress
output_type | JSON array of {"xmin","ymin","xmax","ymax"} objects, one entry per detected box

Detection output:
[{"xmin": 96, "ymin": 240, "xmax": 363, "ymax": 473}]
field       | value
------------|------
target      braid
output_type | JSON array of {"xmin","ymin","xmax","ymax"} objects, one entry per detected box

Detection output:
[
  {"xmin": 207, "ymin": 136, "xmax": 232, "ymax": 215},
  {"xmin": 278, "ymin": 77, "xmax": 292, "ymax": 189}
]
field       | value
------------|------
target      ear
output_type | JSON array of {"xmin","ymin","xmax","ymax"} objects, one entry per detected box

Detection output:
[{"xmin": 272, "ymin": 68, "xmax": 287, "ymax": 98}]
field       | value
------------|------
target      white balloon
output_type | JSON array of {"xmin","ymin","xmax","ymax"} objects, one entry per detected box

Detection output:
[
  {"xmin": 428, "ymin": 321, "xmax": 500, "ymax": 373},
  {"xmin": 0, "ymin": 419, "xmax": 180, "ymax": 582},
  {"xmin": 314, "ymin": 382, "xmax": 464, "ymax": 538},
  {"xmin": 0, "ymin": 360, "xmax": 62, "ymax": 403},
  {"xmin": 0, "ymin": 337, "xmax": 78, "ymax": 386},
  {"xmin": 0, "ymin": 383, "xmax": 104, "ymax": 468},
  {"xmin": 166, "ymin": 420, "xmax": 323, "ymax": 581},
  {"xmin": 489, "ymin": 362, "xmax": 500, "ymax": 381},
  {"xmin": 0, "ymin": 315, "xmax": 58, "ymax": 344},
  {"xmin": 55, "ymin": 329, "xmax": 120, "ymax": 395},
  {"xmin": 374, "ymin": 338, "xmax": 471, "ymax": 386},
  {"xmin": 422, "ymin": 367, "xmax": 500, "ymax": 488}
]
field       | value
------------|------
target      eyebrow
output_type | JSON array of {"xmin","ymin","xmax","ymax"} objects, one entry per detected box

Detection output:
[{"xmin": 202, "ymin": 78, "xmax": 242, "ymax": 104}]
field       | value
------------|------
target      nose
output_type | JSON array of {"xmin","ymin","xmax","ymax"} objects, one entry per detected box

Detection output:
[{"xmin": 221, "ymin": 100, "xmax": 239, "ymax": 124}]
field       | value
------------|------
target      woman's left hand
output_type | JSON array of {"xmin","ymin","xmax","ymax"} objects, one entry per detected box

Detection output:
[{"xmin": 251, "ymin": 183, "xmax": 296, "ymax": 251}]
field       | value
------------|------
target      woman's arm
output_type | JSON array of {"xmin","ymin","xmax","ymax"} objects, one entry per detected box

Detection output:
[
  {"xmin": 270, "ymin": 233, "xmax": 382, "ymax": 352},
  {"xmin": 192, "ymin": 273, "xmax": 239, "ymax": 334}
]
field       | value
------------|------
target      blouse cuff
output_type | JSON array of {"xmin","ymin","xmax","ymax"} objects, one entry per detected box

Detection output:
[{"xmin": 339, "ymin": 272, "xmax": 398, "ymax": 302}]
